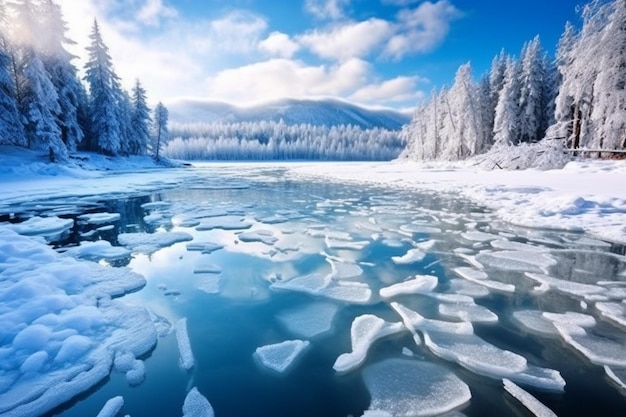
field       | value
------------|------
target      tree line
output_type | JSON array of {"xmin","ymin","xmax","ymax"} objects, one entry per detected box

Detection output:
[
  {"xmin": 0, "ymin": 0, "xmax": 169, "ymax": 161},
  {"xmin": 166, "ymin": 120, "xmax": 404, "ymax": 161},
  {"xmin": 400, "ymin": 0, "xmax": 626, "ymax": 161}
]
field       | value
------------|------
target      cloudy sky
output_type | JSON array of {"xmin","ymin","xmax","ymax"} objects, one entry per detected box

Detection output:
[{"xmin": 55, "ymin": 0, "xmax": 582, "ymax": 109}]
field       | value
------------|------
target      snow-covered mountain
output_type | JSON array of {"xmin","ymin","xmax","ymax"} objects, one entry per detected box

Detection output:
[{"xmin": 167, "ymin": 98, "xmax": 411, "ymax": 130}]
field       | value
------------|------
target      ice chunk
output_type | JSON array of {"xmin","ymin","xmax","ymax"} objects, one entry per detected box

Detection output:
[
  {"xmin": 595, "ymin": 301, "xmax": 626, "ymax": 327},
  {"xmin": 447, "ymin": 279, "xmax": 490, "ymax": 298},
  {"xmin": 454, "ymin": 267, "xmax": 488, "ymax": 281},
  {"xmin": 525, "ymin": 273, "xmax": 606, "ymax": 299},
  {"xmin": 182, "ymin": 387, "xmax": 214, "ymax": 417},
  {"xmin": 0, "ymin": 216, "xmax": 73, "ymax": 241},
  {"xmin": 186, "ymin": 241, "xmax": 224, "ymax": 254},
  {"xmin": 272, "ymin": 273, "xmax": 331, "ymax": 293},
  {"xmin": 454, "ymin": 267, "xmax": 514, "ymax": 293},
  {"xmin": 605, "ymin": 365, "xmax": 626, "ymax": 392},
  {"xmin": 333, "ymin": 315, "xmax": 404, "ymax": 373},
  {"xmin": 62, "ymin": 240, "xmax": 131, "ymax": 262},
  {"xmin": 477, "ymin": 251, "xmax": 557, "ymax": 273},
  {"xmin": 380, "ymin": 275, "xmax": 438, "ymax": 299},
  {"xmin": 512, "ymin": 310, "xmax": 558, "ymax": 337},
  {"xmin": 118, "ymin": 231, "xmax": 193, "ymax": 255},
  {"xmin": 325, "ymin": 237, "xmax": 369, "ymax": 250},
  {"xmin": 277, "ymin": 302, "xmax": 338, "ymax": 339},
  {"xmin": 362, "ymin": 359, "xmax": 471, "ymax": 417},
  {"xmin": 326, "ymin": 257, "xmax": 363, "ymax": 279},
  {"xmin": 503, "ymin": 379, "xmax": 557, "ymax": 417},
  {"xmin": 141, "ymin": 201, "xmax": 171, "ymax": 210},
  {"xmin": 195, "ymin": 275, "xmax": 221, "ymax": 294},
  {"xmin": 238, "ymin": 230, "xmax": 278, "ymax": 245},
  {"xmin": 391, "ymin": 248, "xmax": 426, "ymax": 265},
  {"xmin": 490, "ymin": 239, "xmax": 549, "ymax": 252},
  {"xmin": 96, "ymin": 396, "xmax": 124, "ymax": 417},
  {"xmin": 193, "ymin": 264, "xmax": 222, "ymax": 274},
  {"xmin": 125, "ymin": 359, "xmax": 146, "ymax": 386},
  {"xmin": 78, "ymin": 212, "xmax": 121, "ymax": 225},
  {"xmin": 461, "ymin": 231, "xmax": 498, "ymax": 242},
  {"xmin": 399, "ymin": 224, "xmax": 442, "ymax": 235},
  {"xmin": 175, "ymin": 318, "xmax": 195, "ymax": 370},
  {"xmin": 254, "ymin": 340, "xmax": 310, "ymax": 374},
  {"xmin": 196, "ymin": 216, "xmax": 252, "ymax": 231},
  {"xmin": 439, "ymin": 302, "xmax": 498, "ymax": 324},
  {"xmin": 390, "ymin": 303, "xmax": 474, "ymax": 336},
  {"xmin": 272, "ymin": 273, "xmax": 372, "ymax": 304}
]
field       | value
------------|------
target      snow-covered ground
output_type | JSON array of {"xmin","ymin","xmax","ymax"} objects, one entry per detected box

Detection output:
[{"xmin": 1, "ymin": 146, "xmax": 625, "ymax": 244}]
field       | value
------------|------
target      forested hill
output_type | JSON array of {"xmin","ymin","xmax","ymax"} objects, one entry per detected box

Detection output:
[{"xmin": 167, "ymin": 98, "xmax": 411, "ymax": 131}]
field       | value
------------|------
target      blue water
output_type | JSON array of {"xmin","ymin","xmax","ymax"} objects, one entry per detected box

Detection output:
[{"xmin": 27, "ymin": 165, "xmax": 626, "ymax": 417}]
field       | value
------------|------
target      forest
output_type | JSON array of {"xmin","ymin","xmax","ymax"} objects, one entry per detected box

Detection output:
[{"xmin": 399, "ymin": 0, "xmax": 626, "ymax": 161}]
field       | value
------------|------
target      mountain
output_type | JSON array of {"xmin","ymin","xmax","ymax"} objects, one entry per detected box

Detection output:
[{"xmin": 166, "ymin": 98, "xmax": 411, "ymax": 130}]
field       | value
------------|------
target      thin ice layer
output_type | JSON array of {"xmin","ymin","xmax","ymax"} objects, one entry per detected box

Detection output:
[
  {"xmin": 271, "ymin": 273, "xmax": 372, "ymax": 304},
  {"xmin": 118, "ymin": 231, "xmax": 193, "ymax": 254},
  {"xmin": 62, "ymin": 240, "xmax": 131, "ymax": 262},
  {"xmin": 78, "ymin": 212, "xmax": 121, "ymax": 225},
  {"xmin": 333, "ymin": 315, "xmax": 404, "ymax": 373},
  {"xmin": 254, "ymin": 340, "xmax": 310, "ymax": 374},
  {"xmin": 477, "ymin": 251, "xmax": 557, "ymax": 273},
  {"xmin": 277, "ymin": 302, "xmax": 339, "ymax": 338},
  {"xmin": 526, "ymin": 273, "xmax": 607, "ymax": 299},
  {"xmin": 439, "ymin": 302, "xmax": 499, "ymax": 323},
  {"xmin": 362, "ymin": 359, "xmax": 471, "ymax": 417},
  {"xmin": 238, "ymin": 230, "xmax": 278, "ymax": 245},
  {"xmin": 380, "ymin": 275, "xmax": 438, "ymax": 299},
  {"xmin": 182, "ymin": 387, "xmax": 215, "ymax": 417},
  {"xmin": 175, "ymin": 318, "xmax": 195, "ymax": 370},
  {"xmin": 196, "ymin": 216, "xmax": 253, "ymax": 231},
  {"xmin": 503, "ymin": 379, "xmax": 557, "ymax": 417}
]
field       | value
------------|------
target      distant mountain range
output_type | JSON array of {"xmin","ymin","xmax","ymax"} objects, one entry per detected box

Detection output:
[{"xmin": 166, "ymin": 98, "xmax": 411, "ymax": 130}]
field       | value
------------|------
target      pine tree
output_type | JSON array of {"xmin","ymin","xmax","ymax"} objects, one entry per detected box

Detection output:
[
  {"xmin": 153, "ymin": 102, "xmax": 168, "ymax": 160},
  {"xmin": 130, "ymin": 79, "xmax": 151, "ymax": 155},
  {"xmin": 493, "ymin": 57, "xmax": 521, "ymax": 145},
  {"xmin": 84, "ymin": 19, "xmax": 121, "ymax": 155},
  {"xmin": 519, "ymin": 36, "xmax": 547, "ymax": 143}
]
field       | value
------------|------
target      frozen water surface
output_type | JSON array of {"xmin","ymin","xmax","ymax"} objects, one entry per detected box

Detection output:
[{"xmin": 1, "ymin": 164, "xmax": 625, "ymax": 417}]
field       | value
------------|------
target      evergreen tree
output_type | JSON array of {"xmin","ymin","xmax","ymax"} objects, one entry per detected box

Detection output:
[
  {"xmin": 493, "ymin": 57, "xmax": 521, "ymax": 145},
  {"xmin": 84, "ymin": 19, "xmax": 121, "ymax": 155},
  {"xmin": 130, "ymin": 79, "xmax": 151, "ymax": 155},
  {"xmin": 519, "ymin": 36, "xmax": 547, "ymax": 143},
  {"xmin": 153, "ymin": 102, "xmax": 168, "ymax": 160}
]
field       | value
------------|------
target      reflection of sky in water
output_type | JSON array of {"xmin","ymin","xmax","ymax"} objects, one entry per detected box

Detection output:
[{"xmin": 49, "ymin": 168, "xmax": 626, "ymax": 417}]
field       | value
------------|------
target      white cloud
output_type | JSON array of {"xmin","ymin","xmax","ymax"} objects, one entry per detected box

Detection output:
[
  {"xmin": 383, "ymin": 0, "xmax": 461, "ymax": 60},
  {"xmin": 259, "ymin": 32, "xmax": 300, "ymax": 58},
  {"xmin": 298, "ymin": 18, "xmax": 392, "ymax": 61},
  {"xmin": 349, "ymin": 76, "xmax": 426, "ymax": 103},
  {"xmin": 304, "ymin": 0, "xmax": 350, "ymax": 20},
  {"xmin": 136, "ymin": 0, "xmax": 178, "ymax": 27},
  {"xmin": 209, "ymin": 11, "xmax": 268, "ymax": 54},
  {"xmin": 205, "ymin": 58, "xmax": 371, "ymax": 103}
]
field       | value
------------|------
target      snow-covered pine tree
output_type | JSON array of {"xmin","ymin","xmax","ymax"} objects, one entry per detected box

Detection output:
[
  {"xmin": 519, "ymin": 36, "xmax": 547, "ymax": 143},
  {"xmin": 487, "ymin": 49, "xmax": 507, "ymax": 134},
  {"xmin": 152, "ymin": 102, "xmax": 168, "ymax": 160},
  {"xmin": 589, "ymin": 0, "xmax": 626, "ymax": 151},
  {"xmin": 0, "ymin": 4, "xmax": 26, "ymax": 146},
  {"xmin": 84, "ymin": 19, "xmax": 121, "ymax": 155},
  {"xmin": 493, "ymin": 57, "xmax": 521, "ymax": 145},
  {"xmin": 38, "ymin": 0, "xmax": 84, "ymax": 152},
  {"xmin": 130, "ymin": 79, "xmax": 151, "ymax": 155}
]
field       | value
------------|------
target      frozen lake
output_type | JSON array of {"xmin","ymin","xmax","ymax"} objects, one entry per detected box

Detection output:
[{"xmin": 1, "ymin": 164, "xmax": 625, "ymax": 417}]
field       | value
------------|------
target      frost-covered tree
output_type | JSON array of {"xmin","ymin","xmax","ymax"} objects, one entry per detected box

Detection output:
[
  {"xmin": 493, "ymin": 57, "xmax": 521, "ymax": 145},
  {"xmin": 487, "ymin": 49, "xmax": 507, "ymax": 134},
  {"xmin": 152, "ymin": 102, "xmax": 168, "ymax": 160},
  {"xmin": 84, "ymin": 19, "xmax": 121, "ymax": 155},
  {"xmin": 519, "ymin": 36, "xmax": 547, "ymax": 143},
  {"xmin": 130, "ymin": 80, "xmax": 151, "ymax": 155}
]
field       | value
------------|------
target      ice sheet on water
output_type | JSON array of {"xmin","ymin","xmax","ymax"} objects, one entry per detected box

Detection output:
[
  {"xmin": 325, "ymin": 237, "xmax": 370, "ymax": 251},
  {"xmin": 238, "ymin": 230, "xmax": 278, "ymax": 245},
  {"xmin": 325, "ymin": 256, "xmax": 363, "ymax": 279},
  {"xmin": 461, "ymin": 231, "xmax": 499, "ymax": 242},
  {"xmin": 439, "ymin": 302, "xmax": 498, "ymax": 324},
  {"xmin": 182, "ymin": 387, "xmax": 215, "ymax": 417},
  {"xmin": 254, "ymin": 340, "xmax": 310, "ymax": 374},
  {"xmin": 0, "ymin": 216, "xmax": 73, "ymax": 241},
  {"xmin": 193, "ymin": 264, "xmax": 222, "ymax": 274},
  {"xmin": 391, "ymin": 248, "xmax": 426, "ymax": 265},
  {"xmin": 186, "ymin": 241, "xmax": 224, "ymax": 254},
  {"xmin": 141, "ymin": 201, "xmax": 171, "ymax": 210},
  {"xmin": 453, "ymin": 267, "xmax": 488, "ymax": 281},
  {"xmin": 118, "ymin": 231, "xmax": 193, "ymax": 255},
  {"xmin": 604, "ymin": 365, "xmax": 626, "ymax": 392},
  {"xmin": 511, "ymin": 310, "xmax": 558, "ymax": 337},
  {"xmin": 490, "ymin": 239, "xmax": 549, "ymax": 252},
  {"xmin": 399, "ymin": 224, "xmax": 442, "ymax": 235},
  {"xmin": 277, "ymin": 302, "xmax": 338, "ymax": 339},
  {"xmin": 477, "ymin": 251, "xmax": 558, "ymax": 273},
  {"xmin": 390, "ymin": 303, "xmax": 474, "ymax": 336},
  {"xmin": 595, "ymin": 301, "xmax": 626, "ymax": 327},
  {"xmin": 175, "ymin": 318, "xmax": 195, "ymax": 370},
  {"xmin": 447, "ymin": 279, "xmax": 490, "ymax": 298},
  {"xmin": 62, "ymin": 240, "xmax": 131, "ymax": 262},
  {"xmin": 503, "ymin": 379, "xmax": 558, "ymax": 417},
  {"xmin": 379, "ymin": 275, "xmax": 438, "ymax": 299},
  {"xmin": 453, "ymin": 267, "xmax": 515, "ymax": 293},
  {"xmin": 272, "ymin": 273, "xmax": 372, "ymax": 304},
  {"xmin": 77, "ymin": 212, "xmax": 120, "ymax": 225},
  {"xmin": 333, "ymin": 315, "xmax": 404, "ymax": 373},
  {"xmin": 196, "ymin": 215, "xmax": 253, "ymax": 231},
  {"xmin": 525, "ymin": 273, "xmax": 606, "ymax": 299},
  {"xmin": 95, "ymin": 396, "xmax": 124, "ymax": 417},
  {"xmin": 362, "ymin": 359, "xmax": 471, "ymax": 417},
  {"xmin": 195, "ymin": 275, "xmax": 221, "ymax": 294}
]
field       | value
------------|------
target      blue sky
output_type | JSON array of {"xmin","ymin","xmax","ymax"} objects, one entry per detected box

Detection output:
[{"xmin": 56, "ymin": 0, "xmax": 585, "ymax": 110}]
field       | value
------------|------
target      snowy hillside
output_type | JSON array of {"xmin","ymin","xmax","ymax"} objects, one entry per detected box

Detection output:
[{"xmin": 167, "ymin": 98, "xmax": 411, "ymax": 130}]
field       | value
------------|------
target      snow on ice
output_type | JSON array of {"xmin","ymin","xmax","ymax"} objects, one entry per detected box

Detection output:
[
  {"xmin": 253, "ymin": 340, "xmax": 310, "ymax": 374},
  {"xmin": 182, "ymin": 387, "xmax": 215, "ymax": 417},
  {"xmin": 175, "ymin": 318, "xmax": 195, "ymax": 370}
]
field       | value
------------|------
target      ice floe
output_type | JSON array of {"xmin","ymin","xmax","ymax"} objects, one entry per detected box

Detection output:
[
  {"xmin": 461, "ymin": 231, "xmax": 499, "ymax": 242},
  {"xmin": 605, "ymin": 365, "xmax": 626, "ymax": 392},
  {"xmin": 62, "ymin": 240, "xmax": 131, "ymax": 262},
  {"xmin": 595, "ymin": 301, "xmax": 626, "ymax": 327},
  {"xmin": 196, "ymin": 216, "xmax": 253, "ymax": 231},
  {"xmin": 186, "ymin": 241, "xmax": 224, "ymax": 254},
  {"xmin": 175, "ymin": 318, "xmax": 195, "ymax": 370},
  {"xmin": 277, "ymin": 302, "xmax": 338, "ymax": 339},
  {"xmin": 453, "ymin": 267, "xmax": 515, "ymax": 293},
  {"xmin": 118, "ymin": 231, "xmax": 193, "ymax": 254},
  {"xmin": 391, "ymin": 248, "xmax": 426, "ymax": 265},
  {"xmin": 439, "ymin": 301, "xmax": 498, "ymax": 324},
  {"xmin": 333, "ymin": 315, "xmax": 404, "ymax": 373},
  {"xmin": 193, "ymin": 264, "xmax": 222, "ymax": 274},
  {"xmin": 195, "ymin": 275, "xmax": 221, "ymax": 294},
  {"xmin": 447, "ymin": 279, "xmax": 490, "ymax": 298},
  {"xmin": 525, "ymin": 273, "xmax": 606, "ymax": 299},
  {"xmin": 476, "ymin": 251, "xmax": 558, "ymax": 273},
  {"xmin": 78, "ymin": 212, "xmax": 120, "ymax": 225},
  {"xmin": 503, "ymin": 379, "xmax": 557, "ymax": 417},
  {"xmin": 238, "ymin": 230, "xmax": 278, "ymax": 245},
  {"xmin": 325, "ymin": 237, "xmax": 370, "ymax": 250},
  {"xmin": 96, "ymin": 396, "xmax": 124, "ymax": 417},
  {"xmin": 271, "ymin": 273, "xmax": 372, "ymax": 304},
  {"xmin": 490, "ymin": 239, "xmax": 549, "ymax": 252},
  {"xmin": 182, "ymin": 387, "xmax": 214, "ymax": 417},
  {"xmin": 362, "ymin": 359, "xmax": 471, "ymax": 417},
  {"xmin": 326, "ymin": 257, "xmax": 363, "ymax": 279},
  {"xmin": 380, "ymin": 275, "xmax": 438, "ymax": 299},
  {"xmin": 254, "ymin": 340, "xmax": 310, "ymax": 374},
  {"xmin": 0, "ymin": 215, "xmax": 73, "ymax": 242}
]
